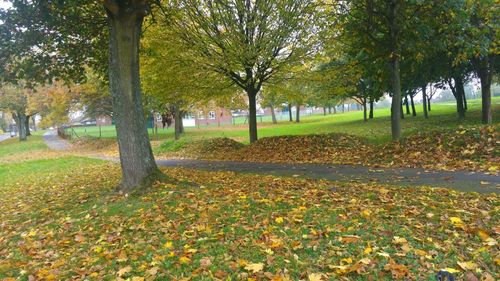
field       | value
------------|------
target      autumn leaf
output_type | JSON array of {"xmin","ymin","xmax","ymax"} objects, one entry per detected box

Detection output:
[
  {"xmin": 457, "ymin": 261, "xmax": 478, "ymax": 271},
  {"xmin": 245, "ymin": 263, "xmax": 264, "ymax": 273},
  {"xmin": 117, "ymin": 266, "xmax": 132, "ymax": 277},
  {"xmin": 308, "ymin": 273, "xmax": 324, "ymax": 281}
]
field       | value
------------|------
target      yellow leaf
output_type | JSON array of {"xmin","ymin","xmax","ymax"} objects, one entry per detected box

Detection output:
[
  {"xmin": 442, "ymin": 268, "xmax": 460, "ymax": 273},
  {"xmin": 245, "ymin": 263, "xmax": 264, "ymax": 273},
  {"xmin": 414, "ymin": 249, "xmax": 426, "ymax": 256},
  {"xmin": 275, "ymin": 217, "xmax": 284, "ymax": 224},
  {"xmin": 308, "ymin": 273, "xmax": 323, "ymax": 281},
  {"xmin": 477, "ymin": 229, "xmax": 489, "ymax": 241},
  {"xmin": 131, "ymin": 277, "xmax": 145, "ymax": 281},
  {"xmin": 163, "ymin": 241, "xmax": 173, "ymax": 249},
  {"xmin": 457, "ymin": 261, "xmax": 477, "ymax": 270},
  {"xmin": 360, "ymin": 209, "xmax": 371, "ymax": 218},
  {"xmin": 363, "ymin": 246, "xmax": 373, "ymax": 255},
  {"xmin": 179, "ymin": 256, "xmax": 191, "ymax": 264},
  {"xmin": 341, "ymin": 257, "xmax": 353, "ymax": 264},
  {"xmin": 392, "ymin": 236, "xmax": 408, "ymax": 244},
  {"xmin": 449, "ymin": 217, "xmax": 465, "ymax": 229}
]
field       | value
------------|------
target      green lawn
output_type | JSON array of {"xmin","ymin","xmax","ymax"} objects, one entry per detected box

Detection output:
[
  {"xmin": 0, "ymin": 113, "xmax": 498, "ymax": 280},
  {"xmin": 69, "ymin": 97, "xmax": 500, "ymax": 144},
  {"xmin": 0, "ymin": 135, "xmax": 49, "ymax": 158}
]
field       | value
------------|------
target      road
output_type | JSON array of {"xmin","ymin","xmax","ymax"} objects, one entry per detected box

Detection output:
[
  {"xmin": 43, "ymin": 130, "xmax": 499, "ymax": 194},
  {"xmin": 0, "ymin": 133, "xmax": 11, "ymax": 143}
]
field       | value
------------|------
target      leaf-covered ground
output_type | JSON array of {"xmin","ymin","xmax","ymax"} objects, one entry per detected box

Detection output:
[
  {"xmin": 154, "ymin": 126, "xmax": 499, "ymax": 174},
  {"xmin": 0, "ymin": 156, "xmax": 498, "ymax": 280}
]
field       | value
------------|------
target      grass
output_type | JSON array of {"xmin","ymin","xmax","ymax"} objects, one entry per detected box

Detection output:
[
  {"xmin": 0, "ymin": 115, "xmax": 498, "ymax": 280},
  {"xmin": 0, "ymin": 135, "xmax": 49, "ymax": 158},
  {"xmin": 70, "ymin": 97, "xmax": 500, "ymax": 144}
]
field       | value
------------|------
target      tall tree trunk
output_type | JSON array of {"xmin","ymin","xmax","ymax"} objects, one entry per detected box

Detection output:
[
  {"xmin": 427, "ymin": 97, "xmax": 431, "ymax": 111},
  {"xmin": 410, "ymin": 95, "xmax": 416, "ymax": 116},
  {"xmin": 333, "ymin": 106, "xmax": 337, "ymax": 114},
  {"xmin": 323, "ymin": 107, "xmax": 326, "ymax": 116},
  {"xmin": 449, "ymin": 78, "xmax": 465, "ymax": 119},
  {"xmin": 247, "ymin": 88, "xmax": 258, "ymax": 143},
  {"xmin": 174, "ymin": 106, "xmax": 182, "ymax": 140},
  {"xmin": 25, "ymin": 115, "xmax": 31, "ymax": 136},
  {"xmin": 480, "ymin": 78, "xmax": 491, "ymax": 123},
  {"xmin": 422, "ymin": 85, "xmax": 428, "ymax": 119},
  {"xmin": 404, "ymin": 95, "xmax": 410, "ymax": 115},
  {"xmin": 363, "ymin": 98, "xmax": 367, "ymax": 122},
  {"xmin": 270, "ymin": 105, "xmax": 277, "ymax": 124},
  {"xmin": 389, "ymin": 0, "xmax": 402, "ymax": 140},
  {"xmin": 463, "ymin": 90, "xmax": 468, "ymax": 111},
  {"xmin": 473, "ymin": 55, "xmax": 494, "ymax": 124},
  {"xmin": 295, "ymin": 103, "xmax": 300, "ymax": 123},
  {"xmin": 179, "ymin": 110, "xmax": 185, "ymax": 134},
  {"xmin": 369, "ymin": 99, "xmax": 374, "ymax": 119},
  {"xmin": 31, "ymin": 115, "xmax": 36, "ymax": 131},
  {"xmin": 288, "ymin": 103, "xmax": 293, "ymax": 121},
  {"xmin": 106, "ymin": 5, "xmax": 159, "ymax": 192},
  {"xmin": 400, "ymin": 100, "xmax": 404, "ymax": 119},
  {"xmin": 15, "ymin": 112, "xmax": 27, "ymax": 141},
  {"xmin": 328, "ymin": 107, "xmax": 332, "ymax": 114},
  {"xmin": 341, "ymin": 104, "xmax": 345, "ymax": 113}
]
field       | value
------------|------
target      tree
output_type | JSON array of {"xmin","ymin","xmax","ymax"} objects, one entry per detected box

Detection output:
[
  {"xmin": 465, "ymin": 1, "xmax": 498, "ymax": 124},
  {"xmin": 260, "ymin": 87, "xmax": 286, "ymax": 124},
  {"xmin": 0, "ymin": 83, "xmax": 29, "ymax": 141},
  {"xmin": 141, "ymin": 20, "xmax": 235, "ymax": 140},
  {"xmin": 1, "ymin": 1, "xmax": 163, "ymax": 191},
  {"xmin": 170, "ymin": 0, "xmax": 317, "ymax": 143}
]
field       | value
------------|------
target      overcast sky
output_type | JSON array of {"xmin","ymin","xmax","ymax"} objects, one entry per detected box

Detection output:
[{"xmin": 0, "ymin": 1, "xmax": 11, "ymax": 9}]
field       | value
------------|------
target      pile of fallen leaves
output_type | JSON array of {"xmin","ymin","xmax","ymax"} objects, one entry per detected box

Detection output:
[
  {"xmin": 162, "ymin": 126, "xmax": 498, "ymax": 173},
  {"xmin": 380, "ymin": 126, "xmax": 498, "ymax": 172},
  {"xmin": 0, "ymin": 159, "xmax": 498, "ymax": 280}
]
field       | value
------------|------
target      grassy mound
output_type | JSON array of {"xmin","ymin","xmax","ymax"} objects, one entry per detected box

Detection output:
[
  {"xmin": 157, "ymin": 137, "xmax": 244, "ymax": 158},
  {"xmin": 157, "ymin": 126, "xmax": 498, "ymax": 173}
]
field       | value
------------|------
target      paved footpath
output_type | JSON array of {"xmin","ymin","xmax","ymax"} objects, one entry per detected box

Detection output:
[
  {"xmin": 0, "ymin": 133, "xmax": 11, "ymax": 143},
  {"xmin": 43, "ymin": 131, "xmax": 499, "ymax": 194},
  {"xmin": 43, "ymin": 130, "xmax": 72, "ymax": 150}
]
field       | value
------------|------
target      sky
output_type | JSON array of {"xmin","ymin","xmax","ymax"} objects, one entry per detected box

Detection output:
[{"xmin": 0, "ymin": 1, "xmax": 11, "ymax": 9}]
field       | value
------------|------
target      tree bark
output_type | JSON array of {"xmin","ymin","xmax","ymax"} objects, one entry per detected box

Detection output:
[
  {"xmin": 328, "ymin": 107, "xmax": 332, "ymax": 114},
  {"xmin": 463, "ymin": 90, "xmax": 468, "ymax": 111},
  {"xmin": 480, "ymin": 78, "xmax": 491, "ymax": 124},
  {"xmin": 247, "ymin": 88, "xmax": 258, "ymax": 143},
  {"xmin": 333, "ymin": 106, "xmax": 337, "ymax": 114},
  {"xmin": 369, "ymin": 99, "xmax": 374, "ymax": 119},
  {"xmin": 422, "ymin": 85, "xmax": 428, "ymax": 119},
  {"xmin": 389, "ymin": 0, "xmax": 402, "ymax": 140},
  {"xmin": 25, "ymin": 115, "xmax": 31, "ymax": 136},
  {"xmin": 427, "ymin": 97, "xmax": 431, "ymax": 111},
  {"xmin": 15, "ymin": 112, "xmax": 27, "ymax": 141},
  {"xmin": 270, "ymin": 105, "xmax": 277, "ymax": 124},
  {"xmin": 106, "ymin": 6, "xmax": 159, "ymax": 192},
  {"xmin": 31, "ymin": 115, "xmax": 36, "ymax": 131},
  {"xmin": 179, "ymin": 110, "xmax": 185, "ymax": 134},
  {"xmin": 453, "ymin": 77, "xmax": 465, "ymax": 119},
  {"xmin": 410, "ymin": 95, "xmax": 416, "ymax": 116},
  {"xmin": 323, "ymin": 107, "xmax": 326, "ymax": 116},
  {"xmin": 404, "ymin": 95, "xmax": 410, "ymax": 115},
  {"xmin": 288, "ymin": 103, "xmax": 293, "ymax": 121},
  {"xmin": 295, "ymin": 103, "xmax": 300, "ymax": 123},
  {"xmin": 363, "ymin": 98, "xmax": 367, "ymax": 122},
  {"xmin": 400, "ymin": 100, "xmax": 404, "ymax": 119},
  {"xmin": 174, "ymin": 106, "xmax": 182, "ymax": 140},
  {"xmin": 473, "ymin": 55, "xmax": 494, "ymax": 124}
]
